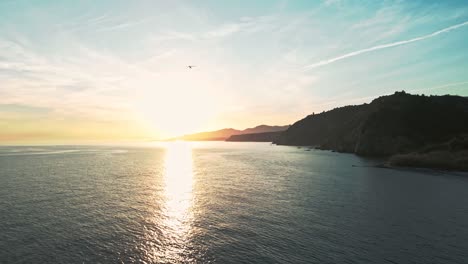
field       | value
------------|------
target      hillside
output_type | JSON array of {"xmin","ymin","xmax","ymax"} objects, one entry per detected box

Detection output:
[
  {"xmin": 169, "ymin": 125, "xmax": 289, "ymax": 141},
  {"xmin": 226, "ymin": 131, "xmax": 283, "ymax": 142},
  {"xmin": 171, "ymin": 128, "xmax": 238, "ymax": 141},
  {"xmin": 274, "ymin": 91, "xmax": 468, "ymax": 170},
  {"xmin": 388, "ymin": 134, "xmax": 468, "ymax": 171},
  {"xmin": 241, "ymin": 125, "xmax": 289, "ymax": 134}
]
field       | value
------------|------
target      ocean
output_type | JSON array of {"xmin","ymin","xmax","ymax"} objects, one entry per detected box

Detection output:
[{"xmin": 1, "ymin": 142, "xmax": 467, "ymax": 263}]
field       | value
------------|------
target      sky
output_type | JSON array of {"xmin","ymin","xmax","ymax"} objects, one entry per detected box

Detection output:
[{"xmin": 1, "ymin": 0, "xmax": 468, "ymax": 144}]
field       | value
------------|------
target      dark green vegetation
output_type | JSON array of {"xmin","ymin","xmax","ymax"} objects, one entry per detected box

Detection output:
[
  {"xmin": 274, "ymin": 91, "xmax": 468, "ymax": 171},
  {"xmin": 388, "ymin": 135, "xmax": 468, "ymax": 171}
]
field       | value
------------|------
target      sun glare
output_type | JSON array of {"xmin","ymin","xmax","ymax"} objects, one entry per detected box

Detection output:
[{"xmin": 134, "ymin": 71, "xmax": 223, "ymax": 138}]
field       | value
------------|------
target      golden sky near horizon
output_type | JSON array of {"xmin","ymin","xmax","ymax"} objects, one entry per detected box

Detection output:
[{"xmin": 1, "ymin": 1, "xmax": 468, "ymax": 144}]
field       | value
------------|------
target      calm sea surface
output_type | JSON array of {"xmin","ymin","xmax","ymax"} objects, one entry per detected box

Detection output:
[{"xmin": 1, "ymin": 142, "xmax": 468, "ymax": 263}]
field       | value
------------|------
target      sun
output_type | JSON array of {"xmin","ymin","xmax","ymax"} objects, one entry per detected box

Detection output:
[
  {"xmin": 136, "ymin": 86, "xmax": 219, "ymax": 138},
  {"xmin": 131, "ymin": 67, "xmax": 229, "ymax": 138}
]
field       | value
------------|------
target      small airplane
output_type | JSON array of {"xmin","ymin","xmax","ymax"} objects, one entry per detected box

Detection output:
[{"xmin": 187, "ymin": 65, "xmax": 196, "ymax": 69}]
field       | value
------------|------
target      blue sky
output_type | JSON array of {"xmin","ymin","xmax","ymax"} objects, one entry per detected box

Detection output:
[{"xmin": 1, "ymin": 0, "xmax": 468, "ymax": 142}]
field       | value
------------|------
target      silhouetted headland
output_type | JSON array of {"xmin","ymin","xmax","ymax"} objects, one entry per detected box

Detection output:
[
  {"xmin": 274, "ymin": 91, "xmax": 468, "ymax": 171},
  {"xmin": 168, "ymin": 125, "xmax": 289, "ymax": 141},
  {"xmin": 226, "ymin": 131, "xmax": 283, "ymax": 142}
]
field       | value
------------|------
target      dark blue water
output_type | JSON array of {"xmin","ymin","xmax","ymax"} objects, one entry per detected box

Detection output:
[{"xmin": 1, "ymin": 142, "xmax": 468, "ymax": 263}]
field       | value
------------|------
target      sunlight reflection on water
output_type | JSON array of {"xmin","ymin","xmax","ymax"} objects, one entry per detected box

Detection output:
[{"xmin": 159, "ymin": 142, "xmax": 194, "ymax": 263}]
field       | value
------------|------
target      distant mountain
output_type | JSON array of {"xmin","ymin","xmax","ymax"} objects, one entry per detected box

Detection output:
[
  {"xmin": 241, "ymin": 125, "xmax": 290, "ymax": 134},
  {"xmin": 226, "ymin": 131, "xmax": 283, "ymax": 142},
  {"xmin": 274, "ymin": 91, "xmax": 468, "ymax": 171},
  {"xmin": 169, "ymin": 125, "xmax": 289, "ymax": 141},
  {"xmin": 172, "ymin": 128, "xmax": 239, "ymax": 141}
]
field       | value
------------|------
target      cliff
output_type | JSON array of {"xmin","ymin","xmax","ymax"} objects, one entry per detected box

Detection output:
[{"xmin": 274, "ymin": 91, "xmax": 468, "ymax": 170}]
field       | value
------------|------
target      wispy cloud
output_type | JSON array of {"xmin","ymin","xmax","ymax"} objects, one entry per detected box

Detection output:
[
  {"xmin": 96, "ymin": 18, "xmax": 149, "ymax": 32},
  {"xmin": 304, "ymin": 20, "xmax": 468, "ymax": 71},
  {"xmin": 409, "ymin": 81, "xmax": 468, "ymax": 93},
  {"xmin": 204, "ymin": 15, "xmax": 277, "ymax": 39},
  {"xmin": 0, "ymin": 40, "xmax": 139, "ymax": 121}
]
